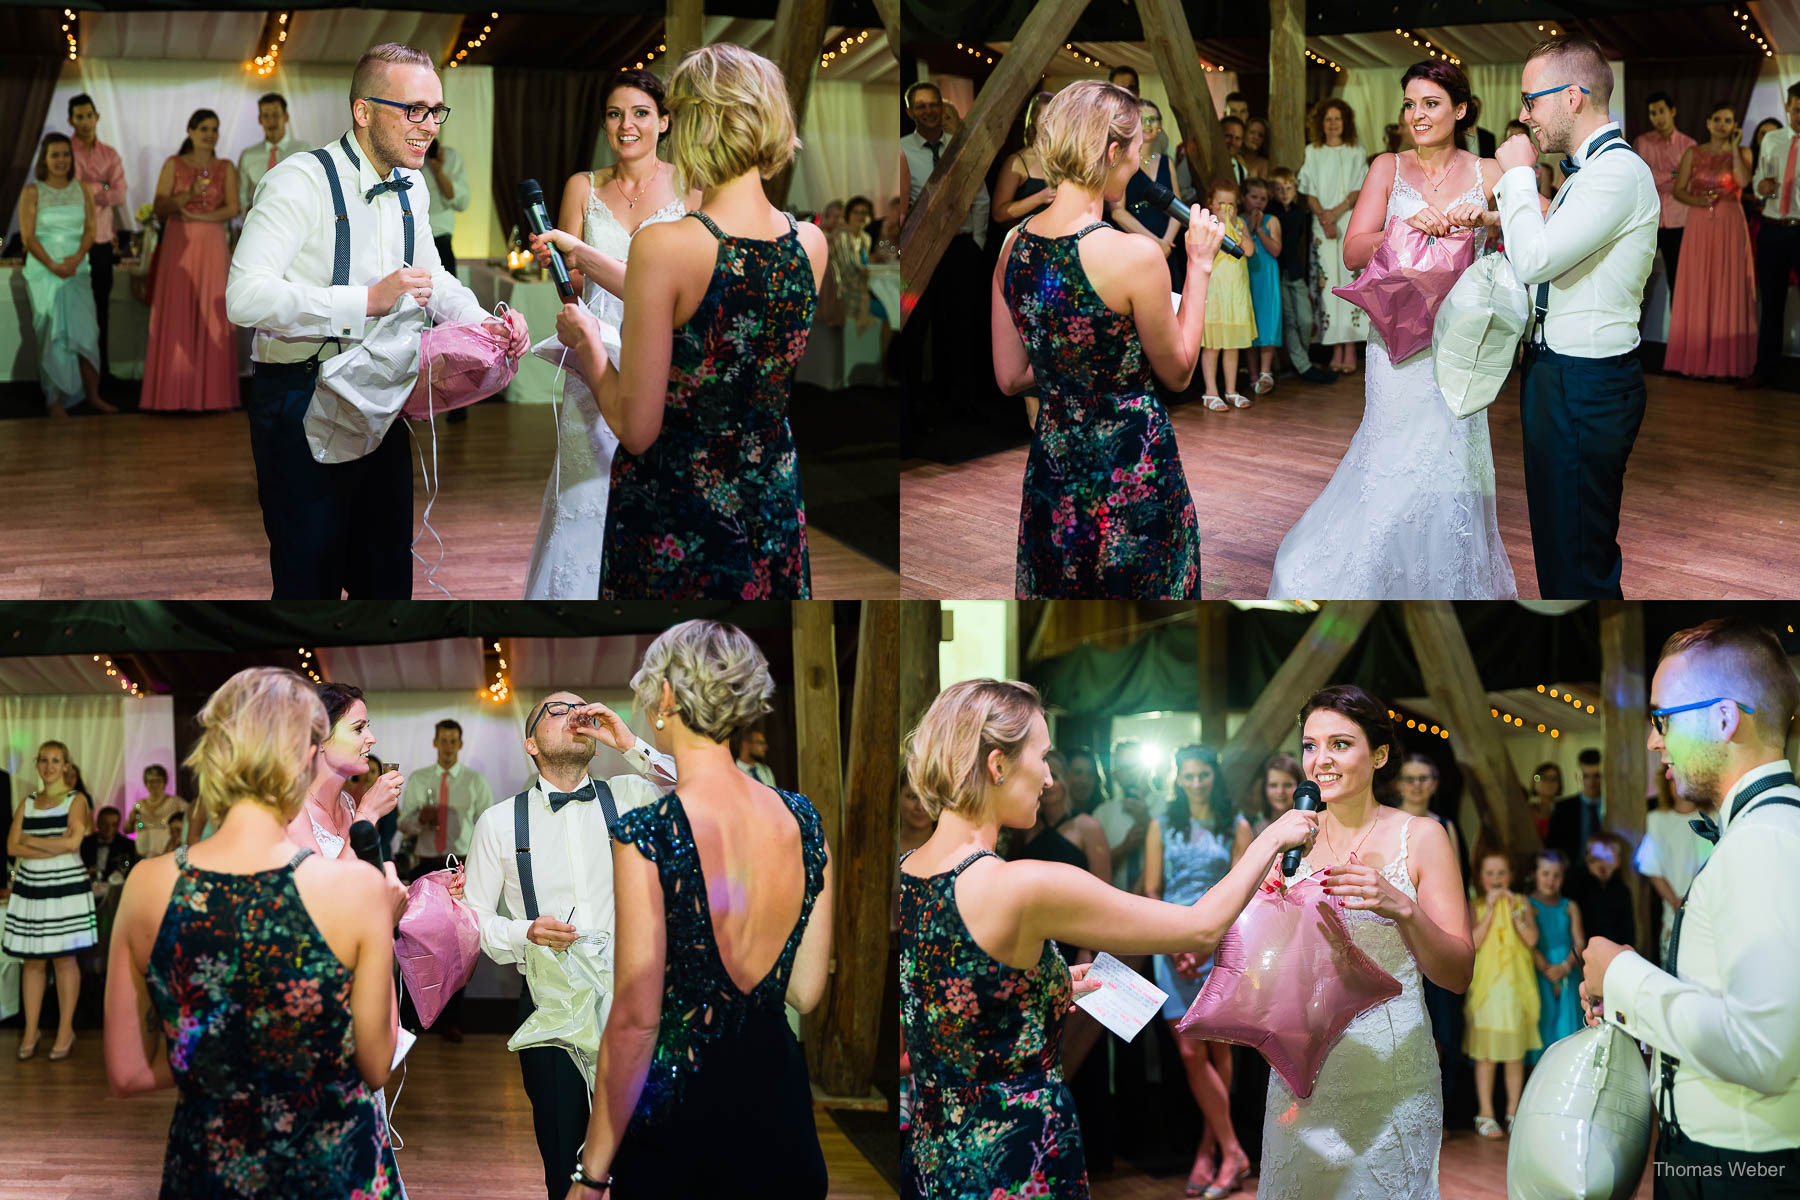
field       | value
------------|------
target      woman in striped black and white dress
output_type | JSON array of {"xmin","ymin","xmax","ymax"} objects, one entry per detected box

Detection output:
[{"xmin": 4, "ymin": 739, "xmax": 98, "ymax": 1059}]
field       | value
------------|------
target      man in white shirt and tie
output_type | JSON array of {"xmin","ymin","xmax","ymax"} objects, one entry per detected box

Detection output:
[
  {"xmin": 398, "ymin": 718, "xmax": 493, "ymax": 874},
  {"xmin": 236, "ymin": 92, "xmax": 309, "ymax": 213},
  {"xmin": 225, "ymin": 42, "xmax": 529, "ymax": 599},
  {"xmin": 1494, "ymin": 35, "xmax": 1658, "ymax": 600},
  {"xmin": 1742, "ymin": 82, "xmax": 1800, "ymax": 391},
  {"xmin": 464, "ymin": 692, "xmax": 675, "ymax": 1200},
  {"xmin": 1580, "ymin": 617, "xmax": 1800, "ymax": 1198}
]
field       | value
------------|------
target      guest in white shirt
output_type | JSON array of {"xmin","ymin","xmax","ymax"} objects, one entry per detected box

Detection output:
[
  {"xmin": 898, "ymin": 80, "xmax": 990, "ymax": 441},
  {"xmin": 1581, "ymin": 617, "xmax": 1800, "ymax": 1196},
  {"xmin": 397, "ymin": 718, "xmax": 493, "ymax": 872},
  {"xmin": 236, "ymin": 92, "xmax": 308, "ymax": 214},
  {"xmin": 1743, "ymin": 81, "xmax": 1800, "ymax": 390},
  {"xmin": 733, "ymin": 726, "xmax": 776, "ymax": 787},
  {"xmin": 225, "ymin": 42, "xmax": 529, "ymax": 600},
  {"xmin": 1490, "ymin": 35, "xmax": 1657, "ymax": 600},
  {"xmin": 1635, "ymin": 774, "xmax": 1710, "ymax": 969},
  {"xmin": 463, "ymin": 691, "xmax": 674, "ymax": 1200},
  {"xmin": 419, "ymin": 138, "xmax": 469, "ymax": 271}
]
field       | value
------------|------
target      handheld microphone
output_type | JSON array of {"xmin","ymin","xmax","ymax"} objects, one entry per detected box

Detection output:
[
  {"xmin": 348, "ymin": 819, "xmax": 384, "ymax": 870},
  {"xmin": 1144, "ymin": 181, "xmax": 1246, "ymax": 259},
  {"xmin": 518, "ymin": 178, "xmax": 577, "ymax": 302},
  {"xmin": 1282, "ymin": 780, "xmax": 1325, "ymax": 877}
]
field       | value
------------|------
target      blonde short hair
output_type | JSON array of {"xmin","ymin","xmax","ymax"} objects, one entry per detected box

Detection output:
[
  {"xmin": 1527, "ymin": 34, "xmax": 1613, "ymax": 106},
  {"xmin": 668, "ymin": 43, "xmax": 799, "ymax": 191},
  {"xmin": 631, "ymin": 619, "xmax": 775, "ymax": 744},
  {"xmin": 350, "ymin": 43, "xmax": 433, "ymax": 107},
  {"xmin": 1039, "ymin": 81, "xmax": 1142, "ymax": 194},
  {"xmin": 184, "ymin": 667, "xmax": 327, "ymax": 827},
  {"xmin": 905, "ymin": 679, "xmax": 1043, "ymax": 821}
]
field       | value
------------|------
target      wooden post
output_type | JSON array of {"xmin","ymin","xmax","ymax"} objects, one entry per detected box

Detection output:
[
  {"xmin": 871, "ymin": 0, "xmax": 900, "ymax": 60},
  {"xmin": 766, "ymin": 0, "xmax": 831, "ymax": 209},
  {"xmin": 1401, "ymin": 602, "xmax": 1537, "ymax": 857},
  {"xmin": 792, "ymin": 602, "xmax": 844, "ymax": 1087},
  {"xmin": 898, "ymin": 0, "xmax": 1090, "ymax": 320},
  {"xmin": 1600, "ymin": 601, "xmax": 1650, "ymax": 958},
  {"xmin": 809, "ymin": 601, "xmax": 902, "ymax": 1102},
  {"xmin": 663, "ymin": 0, "xmax": 703, "ymax": 74},
  {"xmin": 1136, "ymin": 0, "xmax": 1231, "ymax": 192},
  {"xmin": 1196, "ymin": 603, "xmax": 1229, "ymax": 748},
  {"xmin": 1267, "ymin": 0, "xmax": 1307, "ymax": 169},
  {"xmin": 899, "ymin": 601, "xmax": 943, "ymax": 747},
  {"xmin": 1221, "ymin": 601, "xmax": 1380, "ymax": 803}
]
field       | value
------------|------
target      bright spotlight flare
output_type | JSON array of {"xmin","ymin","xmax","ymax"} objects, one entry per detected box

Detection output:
[{"xmin": 1282, "ymin": 780, "xmax": 1325, "ymax": 877}]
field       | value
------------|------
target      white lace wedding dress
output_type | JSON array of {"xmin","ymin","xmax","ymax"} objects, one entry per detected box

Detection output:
[
  {"xmin": 1268, "ymin": 162, "xmax": 1516, "ymax": 600},
  {"xmin": 1260, "ymin": 816, "xmax": 1442, "ymax": 1199},
  {"xmin": 523, "ymin": 176, "xmax": 686, "ymax": 599}
]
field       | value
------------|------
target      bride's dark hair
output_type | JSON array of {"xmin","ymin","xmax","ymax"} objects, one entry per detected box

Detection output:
[
  {"xmin": 1400, "ymin": 60, "xmax": 1477, "ymax": 142},
  {"xmin": 1299, "ymin": 685, "xmax": 1402, "ymax": 787}
]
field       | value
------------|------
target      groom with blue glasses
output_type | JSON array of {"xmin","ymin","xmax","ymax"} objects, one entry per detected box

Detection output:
[{"xmin": 1493, "ymin": 35, "xmax": 1659, "ymax": 599}]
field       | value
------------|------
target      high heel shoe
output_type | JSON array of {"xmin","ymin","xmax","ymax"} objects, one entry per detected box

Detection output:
[
  {"xmin": 17, "ymin": 1037, "xmax": 39, "ymax": 1060},
  {"xmin": 48, "ymin": 1035, "xmax": 75, "ymax": 1061},
  {"xmin": 1203, "ymin": 1156, "xmax": 1252, "ymax": 1199}
]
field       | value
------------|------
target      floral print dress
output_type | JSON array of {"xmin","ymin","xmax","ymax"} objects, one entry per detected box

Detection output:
[
  {"xmin": 1003, "ymin": 218, "xmax": 1202, "ymax": 598},
  {"xmin": 600, "ymin": 210, "xmax": 817, "ymax": 599},
  {"xmin": 900, "ymin": 848, "xmax": 1086, "ymax": 1199},
  {"xmin": 146, "ymin": 846, "xmax": 401, "ymax": 1199}
]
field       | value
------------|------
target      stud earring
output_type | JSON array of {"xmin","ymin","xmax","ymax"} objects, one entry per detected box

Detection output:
[
  {"xmin": 997, "ymin": 772, "xmax": 1005, "ymax": 783},
  {"xmin": 654, "ymin": 717, "xmax": 665, "ymax": 730}
]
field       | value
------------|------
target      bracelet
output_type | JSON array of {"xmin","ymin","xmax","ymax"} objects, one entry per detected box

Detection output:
[{"xmin": 571, "ymin": 1161, "xmax": 611, "ymax": 1191}]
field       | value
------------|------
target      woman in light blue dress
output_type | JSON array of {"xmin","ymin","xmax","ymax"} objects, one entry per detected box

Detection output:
[
  {"xmin": 1145, "ymin": 745, "xmax": 1255, "ymax": 1197},
  {"xmin": 20, "ymin": 133, "xmax": 102, "ymax": 415},
  {"xmin": 1525, "ymin": 848, "xmax": 1585, "ymax": 1065}
]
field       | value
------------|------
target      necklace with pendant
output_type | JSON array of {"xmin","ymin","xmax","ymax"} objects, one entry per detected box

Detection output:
[
  {"xmin": 1417, "ymin": 150, "xmax": 1455, "ymax": 194},
  {"xmin": 614, "ymin": 173, "xmax": 644, "ymax": 211},
  {"xmin": 1322, "ymin": 809, "xmax": 1382, "ymax": 865}
]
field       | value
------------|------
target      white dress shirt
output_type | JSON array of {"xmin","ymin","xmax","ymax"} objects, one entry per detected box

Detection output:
[
  {"xmin": 1496, "ymin": 122, "xmax": 1659, "ymax": 358},
  {"xmin": 397, "ymin": 760, "xmax": 494, "ymax": 859},
  {"xmin": 420, "ymin": 144, "xmax": 470, "ymax": 240},
  {"xmin": 463, "ymin": 770, "xmax": 660, "ymax": 978},
  {"xmin": 736, "ymin": 758, "xmax": 776, "ymax": 788},
  {"xmin": 225, "ymin": 130, "xmax": 487, "ymax": 364},
  {"xmin": 1752, "ymin": 124, "xmax": 1800, "ymax": 219},
  {"xmin": 237, "ymin": 131, "xmax": 311, "ymax": 213},
  {"xmin": 1604, "ymin": 759, "xmax": 1800, "ymax": 1151},
  {"xmin": 1636, "ymin": 805, "xmax": 1712, "ymax": 951},
  {"xmin": 901, "ymin": 129, "xmax": 989, "ymax": 250}
]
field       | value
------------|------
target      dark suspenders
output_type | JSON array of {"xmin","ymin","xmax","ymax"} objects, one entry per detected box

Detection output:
[
  {"xmin": 1533, "ymin": 131, "xmax": 1633, "ymax": 344},
  {"xmin": 511, "ymin": 780, "xmax": 621, "ymax": 923},
  {"xmin": 308, "ymin": 132, "xmax": 416, "ymax": 292}
]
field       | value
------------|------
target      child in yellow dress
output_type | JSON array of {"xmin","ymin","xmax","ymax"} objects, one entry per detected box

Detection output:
[
  {"xmin": 1464, "ymin": 849, "xmax": 1540, "ymax": 1138},
  {"xmin": 1200, "ymin": 180, "xmax": 1256, "ymax": 410}
]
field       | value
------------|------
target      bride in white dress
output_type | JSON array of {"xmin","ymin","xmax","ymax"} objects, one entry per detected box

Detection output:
[
  {"xmin": 524, "ymin": 72, "xmax": 702, "ymax": 600},
  {"xmin": 1261, "ymin": 686, "xmax": 1473, "ymax": 1200},
  {"xmin": 1269, "ymin": 64, "xmax": 1517, "ymax": 600}
]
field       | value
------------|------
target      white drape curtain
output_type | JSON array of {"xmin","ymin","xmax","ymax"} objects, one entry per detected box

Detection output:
[
  {"xmin": 2, "ymin": 694, "xmax": 135, "ymax": 818},
  {"xmin": 790, "ymin": 80, "xmax": 901, "ymax": 214}
]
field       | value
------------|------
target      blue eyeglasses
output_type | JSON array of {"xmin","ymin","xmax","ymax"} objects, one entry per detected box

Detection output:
[
  {"xmin": 1521, "ymin": 83, "xmax": 1590, "ymax": 112},
  {"xmin": 1648, "ymin": 697, "xmax": 1755, "ymax": 736},
  {"xmin": 361, "ymin": 97, "xmax": 451, "ymax": 126}
]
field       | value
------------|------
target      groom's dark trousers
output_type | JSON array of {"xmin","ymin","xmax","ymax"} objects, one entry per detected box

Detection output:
[
  {"xmin": 1654, "ymin": 1129, "xmax": 1800, "ymax": 1199},
  {"xmin": 517, "ymin": 982, "xmax": 591, "ymax": 1200},
  {"xmin": 1519, "ymin": 343, "xmax": 1647, "ymax": 599},
  {"xmin": 247, "ymin": 356, "xmax": 413, "ymax": 599}
]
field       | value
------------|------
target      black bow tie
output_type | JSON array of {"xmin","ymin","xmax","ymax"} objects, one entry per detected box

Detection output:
[
  {"xmin": 548, "ymin": 785, "xmax": 594, "ymax": 812},
  {"xmin": 1689, "ymin": 815, "xmax": 1720, "ymax": 844},
  {"xmin": 365, "ymin": 176, "xmax": 412, "ymax": 203}
]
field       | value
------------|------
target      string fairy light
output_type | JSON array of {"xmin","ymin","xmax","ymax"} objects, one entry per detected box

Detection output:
[
  {"xmin": 63, "ymin": 8, "xmax": 78, "ymax": 61},
  {"xmin": 1393, "ymin": 28, "xmax": 1461, "ymax": 66},
  {"xmin": 1305, "ymin": 48, "xmax": 1342, "ymax": 73},
  {"xmin": 452, "ymin": 11, "xmax": 500, "ymax": 68},
  {"xmin": 1731, "ymin": 9, "xmax": 1775, "ymax": 57},
  {"xmin": 92, "ymin": 653, "xmax": 142, "ymax": 698},
  {"xmin": 483, "ymin": 639, "xmax": 510, "ymax": 703},
  {"xmin": 824, "ymin": 28, "xmax": 876, "ymax": 69},
  {"xmin": 297, "ymin": 648, "xmax": 321, "ymax": 685},
  {"xmin": 248, "ymin": 12, "xmax": 291, "ymax": 78}
]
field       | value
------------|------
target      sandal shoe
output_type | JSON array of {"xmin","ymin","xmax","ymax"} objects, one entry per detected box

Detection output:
[
  {"xmin": 1475, "ymin": 1115, "xmax": 1503, "ymax": 1139},
  {"xmin": 48, "ymin": 1035, "xmax": 76, "ymax": 1061},
  {"xmin": 1203, "ymin": 1160, "xmax": 1253, "ymax": 1198},
  {"xmin": 1227, "ymin": 392, "xmax": 1253, "ymax": 409},
  {"xmin": 1203, "ymin": 394, "xmax": 1227, "ymax": 411},
  {"xmin": 17, "ymin": 1038, "xmax": 39, "ymax": 1061},
  {"xmin": 1253, "ymin": 372, "xmax": 1275, "ymax": 395}
]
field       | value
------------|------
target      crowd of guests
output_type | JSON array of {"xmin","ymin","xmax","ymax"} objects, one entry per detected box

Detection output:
[{"xmin": 897, "ymin": 721, "xmax": 1715, "ymax": 1190}]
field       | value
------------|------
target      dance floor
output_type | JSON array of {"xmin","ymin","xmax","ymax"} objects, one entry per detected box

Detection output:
[
  {"xmin": 0, "ymin": 1030, "xmax": 896, "ymax": 1199},
  {"xmin": 1090, "ymin": 1128, "xmax": 1657, "ymax": 1198},
  {"xmin": 0, "ymin": 404, "xmax": 898, "ymax": 600},
  {"xmin": 900, "ymin": 367, "xmax": 1800, "ymax": 599}
]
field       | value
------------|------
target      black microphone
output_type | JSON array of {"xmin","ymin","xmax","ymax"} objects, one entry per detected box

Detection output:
[
  {"xmin": 518, "ymin": 178, "xmax": 577, "ymax": 302},
  {"xmin": 1282, "ymin": 780, "xmax": 1325, "ymax": 877},
  {"xmin": 348, "ymin": 819, "xmax": 384, "ymax": 870},
  {"xmin": 1144, "ymin": 180, "xmax": 1246, "ymax": 259}
]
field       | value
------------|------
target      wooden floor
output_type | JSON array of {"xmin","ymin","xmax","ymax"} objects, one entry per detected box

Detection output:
[
  {"xmin": 1091, "ymin": 1128, "xmax": 1656, "ymax": 1199},
  {"xmin": 900, "ymin": 367, "xmax": 1800, "ymax": 599},
  {"xmin": 0, "ymin": 1030, "xmax": 895, "ymax": 1199},
  {"xmin": 0, "ymin": 405, "xmax": 897, "ymax": 600}
]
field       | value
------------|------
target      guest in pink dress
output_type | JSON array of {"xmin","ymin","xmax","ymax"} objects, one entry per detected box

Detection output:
[
  {"xmin": 142, "ymin": 108, "xmax": 239, "ymax": 412},
  {"xmin": 1664, "ymin": 102, "xmax": 1756, "ymax": 381}
]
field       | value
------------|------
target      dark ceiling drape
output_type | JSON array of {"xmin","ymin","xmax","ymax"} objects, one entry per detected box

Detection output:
[
  {"xmin": 1619, "ymin": 56, "xmax": 1763, "ymax": 145},
  {"xmin": 490, "ymin": 67, "xmax": 614, "ymax": 248},
  {"xmin": 1, "ymin": 53, "xmax": 64, "ymax": 244}
]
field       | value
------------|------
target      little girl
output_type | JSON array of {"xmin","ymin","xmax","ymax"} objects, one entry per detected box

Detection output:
[
  {"xmin": 1200, "ymin": 180, "xmax": 1256, "ymax": 411},
  {"xmin": 1526, "ymin": 849, "xmax": 1585, "ymax": 1064},
  {"xmin": 1464, "ymin": 850, "xmax": 1540, "ymax": 1138},
  {"xmin": 1240, "ymin": 178, "xmax": 1284, "ymax": 397}
]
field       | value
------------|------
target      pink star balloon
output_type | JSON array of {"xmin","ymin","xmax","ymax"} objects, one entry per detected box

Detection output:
[
  {"xmin": 1175, "ymin": 873, "xmax": 1401, "ymax": 1099},
  {"xmin": 1332, "ymin": 221, "xmax": 1482, "ymax": 362}
]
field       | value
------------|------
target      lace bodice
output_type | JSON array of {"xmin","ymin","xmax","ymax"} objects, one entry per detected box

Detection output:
[
  {"xmin": 1284, "ymin": 817, "xmax": 1423, "ymax": 993},
  {"xmin": 581, "ymin": 174, "xmax": 686, "ymax": 326},
  {"xmin": 307, "ymin": 791, "xmax": 356, "ymax": 860},
  {"xmin": 34, "ymin": 179, "xmax": 85, "ymax": 210},
  {"xmin": 1388, "ymin": 156, "xmax": 1489, "ymax": 253}
]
